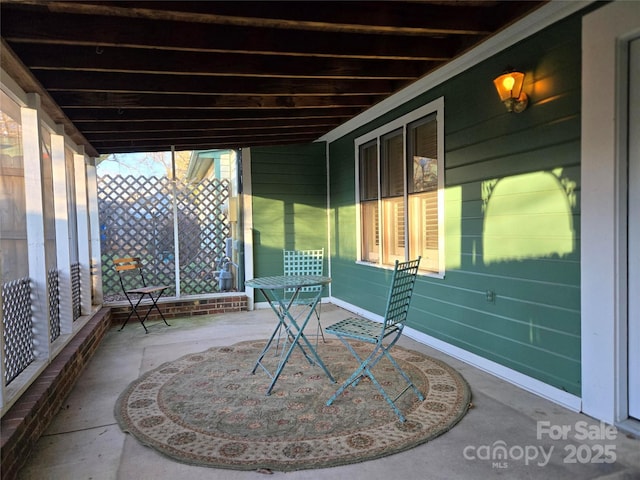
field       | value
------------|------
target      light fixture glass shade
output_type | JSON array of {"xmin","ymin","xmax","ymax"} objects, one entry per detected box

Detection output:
[
  {"xmin": 493, "ymin": 71, "xmax": 524, "ymax": 101},
  {"xmin": 493, "ymin": 71, "xmax": 528, "ymax": 113}
]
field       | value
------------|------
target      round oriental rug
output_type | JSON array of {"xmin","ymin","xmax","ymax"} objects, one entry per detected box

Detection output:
[{"xmin": 115, "ymin": 339, "xmax": 471, "ymax": 471}]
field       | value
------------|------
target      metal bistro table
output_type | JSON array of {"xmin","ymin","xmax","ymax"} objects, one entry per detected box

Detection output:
[{"xmin": 245, "ymin": 274, "xmax": 336, "ymax": 395}]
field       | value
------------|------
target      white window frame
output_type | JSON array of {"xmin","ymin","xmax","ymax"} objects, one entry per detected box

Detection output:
[{"xmin": 355, "ymin": 97, "xmax": 445, "ymax": 277}]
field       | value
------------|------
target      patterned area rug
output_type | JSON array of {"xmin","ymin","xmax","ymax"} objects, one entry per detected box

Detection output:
[{"xmin": 115, "ymin": 339, "xmax": 471, "ymax": 471}]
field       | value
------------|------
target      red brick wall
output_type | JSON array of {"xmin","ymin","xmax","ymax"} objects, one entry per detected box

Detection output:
[
  {"xmin": 109, "ymin": 295, "xmax": 248, "ymax": 327},
  {"xmin": 0, "ymin": 308, "xmax": 112, "ymax": 480}
]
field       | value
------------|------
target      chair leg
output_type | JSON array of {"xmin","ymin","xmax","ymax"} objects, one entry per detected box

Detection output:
[
  {"xmin": 382, "ymin": 349, "xmax": 425, "ymax": 403},
  {"xmin": 148, "ymin": 292, "xmax": 170, "ymax": 327},
  {"xmin": 119, "ymin": 294, "xmax": 148, "ymax": 333},
  {"xmin": 273, "ymin": 304, "xmax": 295, "ymax": 355},
  {"xmin": 314, "ymin": 304, "xmax": 326, "ymax": 344},
  {"xmin": 119, "ymin": 292, "xmax": 169, "ymax": 333},
  {"xmin": 118, "ymin": 310, "xmax": 140, "ymax": 332},
  {"xmin": 326, "ymin": 337, "xmax": 424, "ymax": 422},
  {"xmin": 276, "ymin": 301, "xmax": 324, "ymax": 352},
  {"xmin": 326, "ymin": 352, "xmax": 371, "ymax": 406},
  {"xmin": 363, "ymin": 337, "xmax": 425, "ymax": 420},
  {"xmin": 364, "ymin": 351, "xmax": 413, "ymax": 423},
  {"xmin": 136, "ymin": 293, "xmax": 170, "ymax": 332},
  {"xmin": 266, "ymin": 297, "xmax": 312, "ymax": 361}
]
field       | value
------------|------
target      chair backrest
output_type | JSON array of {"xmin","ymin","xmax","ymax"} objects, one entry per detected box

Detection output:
[
  {"xmin": 283, "ymin": 249, "xmax": 324, "ymax": 296},
  {"xmin": 383, "ymin": 257, "xmax": 421, "ymax": 330},
  {"xmin": 113, "ymin": 257, "xmax": 147, "ymax": 290}
]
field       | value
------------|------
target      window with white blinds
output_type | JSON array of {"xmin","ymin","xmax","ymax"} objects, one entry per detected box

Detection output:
[{"xmin": 355, "ymin": 98, "xmax": 444, "ymax": 275}]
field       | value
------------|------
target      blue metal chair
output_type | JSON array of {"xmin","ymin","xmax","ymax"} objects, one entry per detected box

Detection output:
[
  {"xmin": 280, "ymin": 249, "xmax": 326, "ymax": 344},
  {"xmin": 325, "ymin": 257, "xmax": 423, "ymax": 422}
]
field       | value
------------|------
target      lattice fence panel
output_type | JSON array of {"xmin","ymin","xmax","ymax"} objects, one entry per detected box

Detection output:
[
  {"xmin": 176, "ymin": 179, "xmax": 230, "ymax": 295},
  {"xmin": 98, "ymin": 175, "xmax": 176, "ymax": 301},
  {"xmin": 2, "ymin": 277, "xmax": 34, "ymax": 385},
  {"xmin": 71, "ymin": 262, "xmax": 81, "ymax": 320},
  {"xmin": 48, "ymin": 267, "xmax": 61, "ymax": 342},
  {"xmin": 98, "ymin": 175, "xmax": 231, "ymax": 301}
]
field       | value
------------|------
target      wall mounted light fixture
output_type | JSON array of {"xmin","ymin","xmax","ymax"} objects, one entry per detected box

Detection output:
[{"xmin": 493, "ymin": 70, "xmax": 528, "ymax": 113}]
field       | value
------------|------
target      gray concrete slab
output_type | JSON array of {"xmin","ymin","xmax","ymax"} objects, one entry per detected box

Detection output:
[{"xmin": 17, "ymin": 304, "xmax": 640, "ymax": 480}]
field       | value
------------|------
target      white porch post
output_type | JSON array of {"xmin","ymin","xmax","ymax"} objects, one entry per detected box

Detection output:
[
  {"xmin": 86, "ymin": 160, "xmax": 103, "ymax": 305},
  {"xmin": 74, "ymin": 149, "xmax": 92, "ymax": 315},
  {"xmin": 51, "ymin": 128, "xmax": 73, "ymax": 335},
  {"xmin": 21, "ymin": 94, "xmax": 50, "ymax": 358}
]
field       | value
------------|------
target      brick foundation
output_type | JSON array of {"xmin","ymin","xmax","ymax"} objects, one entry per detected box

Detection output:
[
  {"xmin": 109, "ymin": 295, "xmax": 248, "ymax": 327},
  {"xmin": 0, "ymin": 307, "xmax": 112, "ymax": 480}
]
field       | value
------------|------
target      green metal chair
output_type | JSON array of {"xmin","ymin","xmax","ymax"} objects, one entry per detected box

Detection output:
[
  {"xmin": 280, "ymin": 248, "xmax": 326, "ymax": 344},
  {"xmin": 325, "ymin": 257, "xmax": 423, "ymax": 422}
]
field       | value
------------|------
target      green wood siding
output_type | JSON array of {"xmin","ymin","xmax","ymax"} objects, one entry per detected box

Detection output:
[
  {"xmin": 250, "ymin": 143, "xmax": 328, "ymax": 301},
  {"xmin": 328, "ymin": 13, "xmax": 583, "ymax": 395}
]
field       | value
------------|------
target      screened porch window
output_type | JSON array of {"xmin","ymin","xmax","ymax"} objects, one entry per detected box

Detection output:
[{"xmin": 356, "ymin": 98, "xmax": 444, "ymax": 275}]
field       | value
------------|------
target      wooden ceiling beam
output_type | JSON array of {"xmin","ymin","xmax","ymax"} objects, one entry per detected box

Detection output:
[
  {"xmin": 89, "ymin": 133, "xmax": 324, "ymax": 153},
  {"xmin": 64, "ymin": 107, "xmax": 362, "ymax": 122},
  {"xmin": 34, "ymin": 71, "xmax": 400, "ymax": 96},
  {"xmin": 87, "ymin": 127, "xmax": 331, "ymax": 143},
  {"xmin": 12, "ymin": 43, "xmax": 438, "ymax": 79},
  {"xmin": 74, "ymin": 118, "xmax": 347, "ymax": 133},
  {"xmin": 51, "ymin": 91, "xmax": 377, "ymax": 109},
  {"xmin": 101, "ymin": 136, "xmax": 323, "ymax": 154},
  {"xmin": 85, "ymin": 124, "xmax": 336, "ymax": 138}
]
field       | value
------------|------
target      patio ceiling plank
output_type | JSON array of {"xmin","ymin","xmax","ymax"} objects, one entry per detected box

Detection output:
[
  {"xmin": 30, "ymin": 71, "xmax": 400, "ymax": 96},
  {"xmin": 52, "ymin": 92, "xmax": 376, "ymax": 110}
]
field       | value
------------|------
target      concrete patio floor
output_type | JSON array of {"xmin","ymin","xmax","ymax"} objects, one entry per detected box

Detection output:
[{"xmin": 16, "ymin": 304, "xmax": 640, "ymax": 480}]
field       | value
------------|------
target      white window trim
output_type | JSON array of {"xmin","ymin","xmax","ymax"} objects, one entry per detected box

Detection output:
[{"xmin": 354, "ymin": 97, "xmax": 445, "ymax": 277}]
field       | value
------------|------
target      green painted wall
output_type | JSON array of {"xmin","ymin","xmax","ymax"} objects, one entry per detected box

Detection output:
[
  {"xmin": 328, "ymin": 12, "xmax": 584, "ymax": 395},
  {"xmin": 250, "ymin": 143, "xmax": 328, "ymax": 301}
]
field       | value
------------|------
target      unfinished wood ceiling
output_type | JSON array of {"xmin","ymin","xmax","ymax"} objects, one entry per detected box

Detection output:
[{"xmin": 1, "ymin": 0, "xmax": 546, "ymax": 156}]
